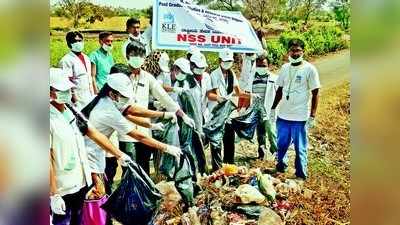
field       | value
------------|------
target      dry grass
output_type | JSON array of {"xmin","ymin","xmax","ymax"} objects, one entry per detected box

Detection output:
[{"xmin": 287, "ymin": 81, "xmax": 350, "ymax": 224}]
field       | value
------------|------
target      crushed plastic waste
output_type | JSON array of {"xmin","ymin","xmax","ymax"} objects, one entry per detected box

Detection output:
[{"xmin": 149, "ymin": 164, "xmax": 307, "ymax": 225}]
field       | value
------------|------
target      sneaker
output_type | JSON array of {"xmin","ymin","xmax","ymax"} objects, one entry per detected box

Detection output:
[{"xmin": 258, "ymin": 145, "xmax": 266, "ymax": 159}]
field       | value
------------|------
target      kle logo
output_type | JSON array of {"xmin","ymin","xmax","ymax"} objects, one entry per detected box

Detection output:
[{"xmin": 162, "ymin": 12, "xmax": 176, "ymax": 33}]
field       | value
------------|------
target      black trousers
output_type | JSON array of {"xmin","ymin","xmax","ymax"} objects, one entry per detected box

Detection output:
[
  {"xmin": 52, "ymin": 186, "xmax": 88, "ymax": 225},
  {"xmin": 210, "ymin": 123, "xmax": 236, "ymax": 171}
]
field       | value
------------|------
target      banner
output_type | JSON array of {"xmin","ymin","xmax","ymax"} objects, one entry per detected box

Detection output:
[{"xmin": 152, "ymin": 0, "xmax": 263, "ymax": 53}]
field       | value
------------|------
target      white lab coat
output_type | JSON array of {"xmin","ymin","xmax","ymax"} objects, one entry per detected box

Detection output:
[{"xmin": 59, "ymin": 51, "xmax": 95, "ymax": 109}]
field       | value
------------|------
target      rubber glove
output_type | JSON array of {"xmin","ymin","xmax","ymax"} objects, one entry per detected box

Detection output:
[
  {"xmin": 165, "ymin": 145, "xmax": 182, "ymax": 159},
  {"xmin": 50, "ymin": 194, "xmax": 66, "ymax": 215},
  {"xmin": 118, "ymin": 153, "xmax": 133, "ymax": 167},
  {"xmin": 270, "ymin": 109, "xmax": 277, "ymax": 124},
  {"xmin": 163, "ymin": 112, "xmax": 177, "ymax": 123},
  {"xmin": 182, "ymin": 114, "xmax": 196, "ymax": 128},
  {"xmin": 150, "ymin": 122, "xmax": 165, "ymax": 131},
  {"xmin": 306, "ymin": 117, "xmax": 315, "ymax": 129}
]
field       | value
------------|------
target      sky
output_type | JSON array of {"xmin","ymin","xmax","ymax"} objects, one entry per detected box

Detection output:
[{"xmin": 50, "ymin": 0, "xmax": 153, "ymax": 9}]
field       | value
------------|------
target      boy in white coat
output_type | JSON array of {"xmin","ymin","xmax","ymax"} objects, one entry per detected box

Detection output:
[{"xmin": 59, "ymin": 31, "xmax": 94, "ymax": 109}]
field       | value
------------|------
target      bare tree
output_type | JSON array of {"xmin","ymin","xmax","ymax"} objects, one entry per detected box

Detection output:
[{"xmin": 243, "ymin": 0, "xmax": 286, "ymax": 28}]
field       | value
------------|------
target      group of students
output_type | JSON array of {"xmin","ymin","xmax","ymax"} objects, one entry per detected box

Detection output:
[{"xmin": 50, "ymin": 17, "xmax": 320, "ymax": 225}]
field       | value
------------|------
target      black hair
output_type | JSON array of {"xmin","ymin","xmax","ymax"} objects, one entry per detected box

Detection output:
[
  {"xmin": 126, "ymin": 40, "xmax": 146, "ymax": 59},
  {"xmin": 126, "ymin": 18, "xmax": 140, "ymax": 30},
  {"xmin": 287, "ymin": 38, "xmax": 305, "ymax": 50},
  {"xmin": 257, "ymin": 53, "xmax": 270, "ymax": 65},
  {"xmin": 99, "ymin": 31, "xmax": 112, "ymax": 40},
  {"xmin": 66, "ymin": 31, "xmax": 83, "ymax": 48},
  {"xmin": 81, "ymin": 83, "xmax": 119, "ymax": 118},
  {"xmin": 110, "ymin": 63, "xmax": 131, "ymax": 76}
]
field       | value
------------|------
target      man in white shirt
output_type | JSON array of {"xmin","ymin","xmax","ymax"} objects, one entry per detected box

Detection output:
[
  {"xmin": 251, "ymin": 53, "xmax": 278, "ymax": 159},
  {"xmin": 59, "ymin": 31, "xmax": 95, "ymax": 109},
  {"xmin": 121, "ymin": 18, "xmax": 151, "ymax": 60},
  {"xmin": 270, "ymin": 39, "xmax": 321, "ymax": 180},
  {"xmin": 206, "ymin": 48, "xmax": 248, "ymax": 171},
  {"xmin": 120, "ymin": 41, "xmax": 195, "ymax": 173}
]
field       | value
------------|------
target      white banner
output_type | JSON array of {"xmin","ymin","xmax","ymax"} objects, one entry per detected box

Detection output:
[{"xmin": 152, "ymin": 0, "xmax": 263, "ymax": 53}]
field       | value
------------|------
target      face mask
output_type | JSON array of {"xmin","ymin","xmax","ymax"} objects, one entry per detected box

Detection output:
[
  {"xmin": 288, "ymin": 55, "xmax": 303, "ymax": 64},
  {"xmin": 129, "ymin": 33, "xmax": 140, "ymax": 40},
  {"xmin": 128, "ymin": 56, "xmax": 144, "ymax": 69},
  {"xmin": 113, "ymin": 96, "xmax": 130, "ymax": 110},
  {"xmin": 54, "ymin": 90, "xmax": 72, "ymax": 104},
  {"xmin": 256, "ymin": 67, "xmax": 269, "ymax": 75},
  {"xmin": 193, "ymin": 67, "xmax": 205, "ymax": 75},
  {"xmin": 221, "ymin": 61, "xmax": 233, "ymax": 70},
  {"xmin": 247, "ymin": 54, "xmax": 257, "ymax": 61},
  {"xmin": 176, "ymin": 72, "xmax": 187, "ymax": 81},
  {"xmin": 71, "ymin": 41, "xmax": 84, "ymax": 52},
  {"xmin": 102, "ymin": 43, "xmax": 113, "ymax": 52}
]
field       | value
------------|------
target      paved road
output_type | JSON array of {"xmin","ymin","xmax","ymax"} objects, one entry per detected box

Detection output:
[{"xmin": 312, "ymin": 49, "xmax": 350, "ymax": 89}]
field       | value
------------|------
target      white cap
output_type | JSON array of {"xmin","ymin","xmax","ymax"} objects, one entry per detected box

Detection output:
[
  {"xmin": 187, "ymin": 45, "xmax": 200, "ymax": 55},
  {"xmin": 219, "ymin": 48, "xmax": 234, "ymax": 61},
  {"xmin": 190, "ymin": 52, "xmax": 208, "ymax": 68},
  {"xmin": 50, "ymin": 68, "xmax": 75, "ymax": 91},
  {"xmin": 173, "ymin": 57, "xmax": 193, "ymax": 75},
  {"xmin": 158, "ymin": 52, "xmax": 170, "ymax": 72},
  {"xmin": 107, "ymin": 73, "xmax": 134, "ymax": 99}
]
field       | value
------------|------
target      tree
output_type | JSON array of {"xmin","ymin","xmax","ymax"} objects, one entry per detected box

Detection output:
[
  {"xmin": 286, "ymin": 0, "xmax": 327, "ymax": 25},
  {"xmin": 331, "ymin": 0, "xmax": 350, "ymax": 30},
  {"xmin": 196, "ymin": 0, "xmax": 243, "ymax": 11},
  {"xmin": 243, "ymin": 0, "xmax": 286, "ymax": 28},
  {"xmin": 56, "ymin": 0, "xmax": 116, "ymax": 28}
]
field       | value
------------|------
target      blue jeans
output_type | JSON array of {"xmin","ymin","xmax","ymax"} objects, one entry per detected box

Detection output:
[{"xmin": 276, "ymin": 117, "xmax": 308, "ymax": 179}]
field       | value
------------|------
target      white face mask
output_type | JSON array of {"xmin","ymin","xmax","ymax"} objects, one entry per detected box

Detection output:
[
  {"xmin": 221, "ymin": 61, "xmax": 233, "ymax": 70},
  {"xmin": 288, "ymin": 55, "xmax": 303, "ymax": 64},
  {"xmin": 247, "ymin": 54, "xmax": 257, "ymax": 61},
  {"xmin": 128, "ymin": 56, "xmax": 145, "ymax": 69},
  {"xmin": 54, "ymin": 90, "xmax": 72, "ymax": 104},
  {"xmin": 113, "ymin": 96, "xmax": 130, "ymax": 110},
  {"xmin": 129, "ymin": 33, "xmax": 140, "ymax": 40},
  {"xmin": 193, "ymin": 67, "xmax": 205, "ymax": 75},
  {"xmin": 102, "ymin": 43, "xmax": 113, "ymax": 52},
  {"xmin": 175, "ymin": 72, "xmax": 187, "ymax": 81},
  {"xmin": 71, "ymin": 41, "xmax": 84, "ymax": 52},
  {"xmin": 255, "ymin": 67, "xmax": 269, "ymax": 75}
]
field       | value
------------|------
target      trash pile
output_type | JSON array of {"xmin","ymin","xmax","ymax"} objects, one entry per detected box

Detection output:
[{"xmin": 150, "ymin": 164, "xmax": 306, "ymax": 225}]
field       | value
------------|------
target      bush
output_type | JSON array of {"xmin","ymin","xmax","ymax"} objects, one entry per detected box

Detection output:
[
  {"xmin": 280, "ymin": 24, "xmax": 346, "ymax": 59},
  {"xmin": 266, "ymin": 40, "xmax": 285, "ymax": 66}
]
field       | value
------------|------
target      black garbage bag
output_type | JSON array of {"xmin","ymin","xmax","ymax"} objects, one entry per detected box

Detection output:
[
  {"xmin": 231, "ymin": 98, "xmax": 267, "ymax": 140},
  {"xmin": 203, "ymin": 100, "xmax": 236, "ymax": 148},
  {"xmin": 174, "ymin": 152, "xmax": 195, "ymax": 206},
  {"xmin": 154, "ymin": 120, "xmax": 196, "ymax": 206},
  {"xmin": 178, "ymin": 91, "xmax": 207, "ymax": 177},
  {"xmin": 153, "ymin": 120, "xmax": 180, "ymax": 179},
  {"xmin": 101, "ymin": 162, "xmax": 161, "ymax": 225}
]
